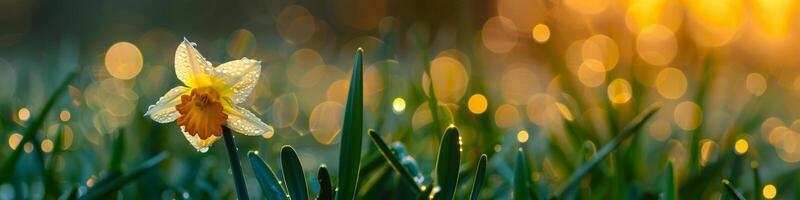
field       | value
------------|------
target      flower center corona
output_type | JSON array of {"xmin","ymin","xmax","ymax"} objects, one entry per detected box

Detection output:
[{"xmin": 176, "ymin": 87, "xmax": 228, "ymax": 139}]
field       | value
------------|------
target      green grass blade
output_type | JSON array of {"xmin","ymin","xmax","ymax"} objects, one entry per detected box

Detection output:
[
  {"xmin": 751, "ymin": 162, "xmax": 761, "ymax": 200},
  {"xmin": 0, "ymin": 68, "xmax": 78, "ymax": 183},
  {"xmin": 664, "ymin": 162, "xmax": 676, "ymax": 200},
  {"xmin": 80, "ymin": 152, "xmax": 169, "ymax": 200},
  {"xmin": 469, "ymin": 154, "xmax": 488, "ymax": 200},
  {"xmin": 514, "ymin": 148, "xmax": 533, "ymax": 200},
  {"xmin": 559, "ymin": 103, "xmax": 661, "ymax": 196},
  {"xmin": 247, "ymin": 151, "xmax": 288, "ymax": 200},
  {"xmin": 434, "ymin": 126, "xmax": 461, "ymax": 200},
  {"xmin": 367, "ymin": 130, "xmax": 421, "ymax": 192},
  {"xmin": 722, "ymin": 180, "xmax": 745, "ymax": 200},
  {"xmin": 281, "ymin": 146, "xmax": 309, "ymax": 200},
  {"xmin": 317, "ymin": 165, "xmax": 333, "ymax": 200},
  {"xmin": 110, "ymin": 129, "xmax": 126, "ymax": 173},
  {"xmin": 338, "ymin": 48, "xmax": 364, "ymax": 200},
  {"xmin": 417, "ymin": 184, "xmax": 434, "ymax": 200}
]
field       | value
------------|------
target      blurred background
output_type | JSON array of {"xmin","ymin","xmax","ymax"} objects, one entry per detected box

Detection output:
[{"xmin": 1, "ymin": 0, "xmax": 800, "ymax": 199}]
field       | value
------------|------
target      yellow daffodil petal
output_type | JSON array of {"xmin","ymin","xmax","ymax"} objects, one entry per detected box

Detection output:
[
  {"xmin": 145, "ymin": 86, "xmax": 190, "ymax": 123},
  {"xmin": 224, "ymin": 104, "xmax": 274, "ymax": 136},
  {"xmin": 175, "ymin": 38, "xmax": 214, "ymax": 87},
  {"xmin": 181, "ymin": 126, "xmax": 219, "ymax": 153},
  {"xmin": 215, "ymin": 58, "xmax": 261, "ymax": 104}
]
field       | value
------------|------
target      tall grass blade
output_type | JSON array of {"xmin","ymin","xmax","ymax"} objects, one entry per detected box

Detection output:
[
  {"xmin": 559, "ymin": 103, "xmax": 661, "ymax": 196},
  {"xmin": 722, "ymin": 180, "xmax": 745, "ymax": 200},
  {"xmin": 664, "ymin": 162, "xmax": 676, "ymax": 200},
  {"xmin": 281, "ymin": 146, "xmax": 309, "ymax": 200},
  {"xmin": 110, "ymin": 129, "xmax": 126, "ymax": 173},
  {"xmin": 434, "ymin": 126, "xmax": 461, "ymax": 200},
  {"xmin": 247, "ymin": 151, "xmax": 288, "ymax": 200},
  {"xmin": 80, "ymin": 152, "xmax": 168, "ymax": 200},
  {"xmin": 367, "ymin": 130, "xmax": 421, "ymax": 192},
  {"xmin": 338, "ymin": 48, "xmax": 364, "ymax": 200},
  {"xmin": 0, "ymin": 68, "xmax": 79, "ymax": 183},
  {"xmin": 468, "ymin": 154, "xmax": 487, "ymax": 200},
  {"xmin": 751, "ymin": 162, "xmax": 761, "ymax": 200},
  {"xmin": 514, "ymin": 148, "xmax": 534, "ymax": 200},
  {"xmin": 317, "ymin": 165, "xmax": 333, "ymax": 200}
]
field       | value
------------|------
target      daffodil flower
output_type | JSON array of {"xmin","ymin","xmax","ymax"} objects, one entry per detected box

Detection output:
[{"xmin": 145, "ymin": 38, "xmax": 273, "ymax": 152}]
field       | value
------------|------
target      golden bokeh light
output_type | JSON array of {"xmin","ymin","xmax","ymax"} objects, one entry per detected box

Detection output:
[
  {"xmin": 309, "ymin": 101, "xmax": 344, "ymax": 145},
  {"xmin": 411, "ymin": 102, "xmax": 454, "ymax": 131},
  {"xmin": 495, "ymin": 104, "xmax": 521, "ymax": 128},
  {"xmin": 422, "ymin": 56, "xmax": 469, "ymax": 103},
  {"xmin": 656, "ymin": 67, "xmax": 688, "ymax": 99},
  {"xmin": 577, "ymin": 59, "xmax": 606, "ymax": 87},
  {"xmin": 226, "ymin": 29, "xmax": 257, "ymax": 58},
  {"xmin": 763, "ymin": 184, "xmax": 777, "ymax": 199},
  {"xmin": 685, "ymin": 0, "xmax": 745, "ymax": 47},
  {"xmin": 277, "ymin": 5, "xmax": 316, "ymax": 44},
  {"xmin": 648, "ymin": 119, "xmax": 672, "ymax": 141},
  {"xmin": 8, "ymin": 133, "xmax": 22, "ymax": 150},
  {"xmin": 517, "ymin": 130, "xmax": 530, "ymax": 143},
  {"xmin": 287, "ymin": 48, "xmax": 325, "ymax": 87},
  {"xmin": 674, "ymin": 101, "xmax": 703, "ymax": 131},
  {"xmin": 636, "ymin": 25, "xmax": 677, "ymax": 66},
  {"xmin": 104, "ymin": 42, "xmax": 143, "ymax": 80},
  {"xmin": 583, "ymin": 34, "xmax": 619, "ymax": 71},
  {"xmin": 753, "ymin": 0, "xmax": 796, "ymax": 38},
  {"xmin": 555, "ymin": 103, "xmax": 575, "ymax": 121},
  {"xmin": 392, "ymin": 97, "xmax": 406, "ymax": 113},
  {"xmin": 526, "ymin": 94, "xmax": 562, "ymax": 126},
  {"xmin": 746, "ymin": 73, "xmax": 768, "ymax": 96},
  {"xmin": 699, "ymin": 139, "xmax": 719, "ymax": 166},
  {"xmin": 59, "ymin": 109, "xmax": 71, "ymax": 122},
  {"xmin": 735, "ymin": 139, "xmax": 749, "ymax": 155},
  {"xmin": 482, "ymin": 16, "xmax": 518, "ymax": 54},
  {"xmin": 497, "ymin": 0, "xmax": 547, "ymax": 32},
  {"xmin": 41, "ymin": 139, "xmax": 54, "ymax": 153},
  {"xmin": 271, "ymin": 93, "xmax": 300, "ymax": 129},
  {"xmin": 18, "ymin": 107, "xmax": 30, "ymax": 121},
  {"xmin": 468, "ymin": 94, "xmax": 489, "ymax": 114},
  {"xmin": 501, "ymin": 65, "xmax": 539, "ymax": 105},
  {"xmin": 23, "ymin": 142, "xmax": 33, "ymax": 153},
  {"xmin": 564, "ymin": 0, "xmax": 611, "ymax": 15},
  {"xmin": 625, "ymin": 0, "xmax": 684, "ymax": 32},
  {"xmin": 532, "ymin": 24, "xmax": 551, "ymax": 43},
  {"xmin": 607, "ymin": 79, "xmax": 633, "ymax": 104}
]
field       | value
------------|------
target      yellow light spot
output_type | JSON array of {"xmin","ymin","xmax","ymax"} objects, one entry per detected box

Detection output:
[
  {"xmin": 753, "ymin": 0, "xmax": 795, "ymax": 38},
  {"xmin": 625, "ymin": 0, "xmax": 683, "ymax": 32},
  {"xmin": 23, "ymin": 142, "xmax": 33, "ymax": 153},
  {"xmin": 392, "ymin": 97, "xmax": 406, "ymax": 113},
  {"xmin": 532, "ymin": 24, "xmax": 550, "ymax": 43},
  {"xmin": 607, "ymin": 79, "xmax": 632, "ymax": 104},
  {"xmin": 309, "ymin": 101, "xmax": 345, "ymax": 145},
  {"xmin": 526, "ymin": 94, "xmax": 561, "ymax": 126},
  {"xmin": 656, "ymin": 67, "xmax": 688, "ymax": 99},
  {"xmin": 735, "ymin": 139, "xmax": 749, "ymax": 155},
  {"xmin": 582, "ymin": 34, "xmax": 619, "ymax": 71},
  {"xmin": 564, "ymin": 0, "xmax": 610, "ymax": 15},
  {"xmin": 18, "ymin": 108, "xmax": 30, "ymax": 121},
  {"xmin": 86, "ymin": 176, "xmax": 97, "ymax": 188},
  {"xmin": 41, "ymin": 139, "xmax": 54, "ymax": 153},
  {"xmin": 226, "ymin": 29, "xmax": 257, "ymax": 58},
  {"xmin": 763, "ymin": 184, "xmax": 777, "ymax": 199},
  {"xmin": 59, "ymin": 109, "xmax": 71, "ymax": 122},
  {"xmin": 8, "ymin": 133, "xmax": 22, "ymax": 150},
  {"xmin": 271, "ymin": 93, "xmax": 300, "ymax": 129},
  {"xmin": 577, "ymin": 59, "xmax": 606, "ymax": 87},
  {"xmin": 411, "ymin": 102, "xmax": 455, "ymax": 131},
  {"xmin": 517, "ymin": 130, "xmax": 530, "ymax": 143},
  {"xmin": 104, "ymin": 42, "xmax": 143, "ymax": 80},
  {"xmin": 468, "ymin": 94, "xmax": 488, "ymax": 114},
  {"xmin": 555, "ymin": 103, "xmax": 574, "ymax": 121},
  {"xmin": 481, "ymin": 16, "xmax": 518, "ymax": 53},
  {"xmin": 648, "ymin": 119, "xmax": 672, "ymax": 141},
  {"xmin": 746, "ymin": 73, "xmax": 768, "ymax": 96},
  {"xmin": 699, "ymin": 140, "xmax": 718, "ymax": 166},
  {"xmin": 685, "ymin": 0, "xmax": 744, "ymax": 47},
  {"xmin": 495, "ymin": 104, "xmax": 521, "ymax": 128},
  {"xmin": 674, "ymin": 101, "xmax": 703, "ymax": 131},
  {"xmin": 422, "ymin": 56, "xmax": 469, "ymax": 103},
  {"xmin": 636, "ymin": 25, "xmax": 677, "ymax": 66}
]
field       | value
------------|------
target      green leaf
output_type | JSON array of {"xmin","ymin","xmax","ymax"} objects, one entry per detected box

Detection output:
[
  {"xmin": 0, "ymin": 68, "xmax": 79, "ymax": 183},
  {"xmin": 80, "ymin": 152, "xmax": 169, "ymax": 200},
  {"xmin": 434, "ymin": 126, "xmax": 461, "ymax": 200},
  {"xmin": 281, "ymin": 146, "xmax": 309, "ymax": 200},
  {"xmin": 469, "ymin": 154, "xmax": 488, "ymax": 200},
  {"xmin": 317, "ymin": 165, "xmax": 333, "ymax": 200},
  {"xmin": 338, "ymin": 48, "xmax": 364, "ymax": 200},
  {"xmin": 367, "ymin": 130, "xmax": 421, "ymax": 192},
  {"xmin": 514, "ymin": 148, "xmax": 533, "ymax": 200},
  {"xmin": 559, "ymin": 103, "xmax": 661, "ymax": 196},
  {"xmin": 722, "ymin": 179, "xmax": 745, "ymax": 200},
  {"xmin": 664, "ymin": 162, "xmax": 676, "ymax": 200},
  {"xmin": 247, "ymin": 151, "xmax": 288, "ymax": 200}
]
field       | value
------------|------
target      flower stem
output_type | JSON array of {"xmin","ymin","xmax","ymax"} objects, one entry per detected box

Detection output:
[{"xmin": 222, "ymin": 127, "xmax": 249, "ymax": 199}]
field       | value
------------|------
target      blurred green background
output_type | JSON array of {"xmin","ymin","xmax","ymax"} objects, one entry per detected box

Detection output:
[{"xmin": 1, "ymin": 0, "xmax": 800, "ymax": 199}]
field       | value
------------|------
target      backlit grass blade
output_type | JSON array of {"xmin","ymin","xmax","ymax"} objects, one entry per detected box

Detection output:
[
  {"xmin": 281, "ymin": 146, "xmax": 309, "ymax": 200},
  {"xmin": 664, "ymin": 162, "xmax": 676, "ymax": 200},
  {"xmin": 559, "ymin": 103, "xmax": 661, "ymax": 196},
  {"xmin": 247, "ymin": 151, "xmax": 288, "ymax": 200},
  {"xmin": 317, "ymin": 165, "xmax": 333, "ymax": 200},
  {"xmin": 434, "ymin": 126, "xmax": 461, "ymax": 200},
  {"xmin": 468, "ymin": 154, "xmax": 487, "ymax": 200},
  {"xmin": 367, "ymin": 130, "xmax": 421, "ymax": 192},
  {"xmin": 0, "ymin": 68, "xmax": 78, "ymax": 183},
  {"xmin": 722, "ymin": 180, "xmax": 745, "ymax": 200},
  {"xmin": 514, "ymin": 148, "xmax": 533, "ymax": 200},
  {"xmin": 338, "ymin": 48, "xmax": 364, "ymax": 200},
  {"xmin": 751, "ymin": 161, "xmax": 761, "ymax": 200},
  {"xmin": 80, "ymin": 152, "xmax": 168, "ymax": 200}
]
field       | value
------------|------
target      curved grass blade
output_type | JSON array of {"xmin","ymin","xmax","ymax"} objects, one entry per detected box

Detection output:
[
  {"xmin": 722, "ymin": 180, "xmax": 745, "ymax": 200},
  {"xmin": 0, "ymin": 68, "xmax": 79, "ymax": 183},
  {"xmin": 281, "ymin": 146, "xmax": 309, "ymax": 200},
  {"xmin": 367, "ymin": 130, "xmax": 421, "ymax": 192},
  {"xmin": 80, "ymin": 152, "xmax": 169, "ymax": 200},
  {"xmin": 559, "ymin": 103, "xmax": 661, "ymax": 196},
  {"xmin": 247, "ymin": 151, "xmax": 288, "ymax": 200},
  {"xmin": 469, "ymin": 154, "xmax": 488, "ymax": 200},
  {"xmin": 338, "ymin": 48, "xmax": 364, "ymax": 200},
  {"xmin": 664, "ymin": 162, "xmax": 676, "ymax": 200},
  {"xmin": 434, "ymin": 126, "xmax": 461, "ymax": 200},
  {"xmin": 317, "ymin": 165, "xmax": 333, "ymax": 200},
  {"xmin": 514, "ymin": 148, "xmax": 533, "ymax": 200}
]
